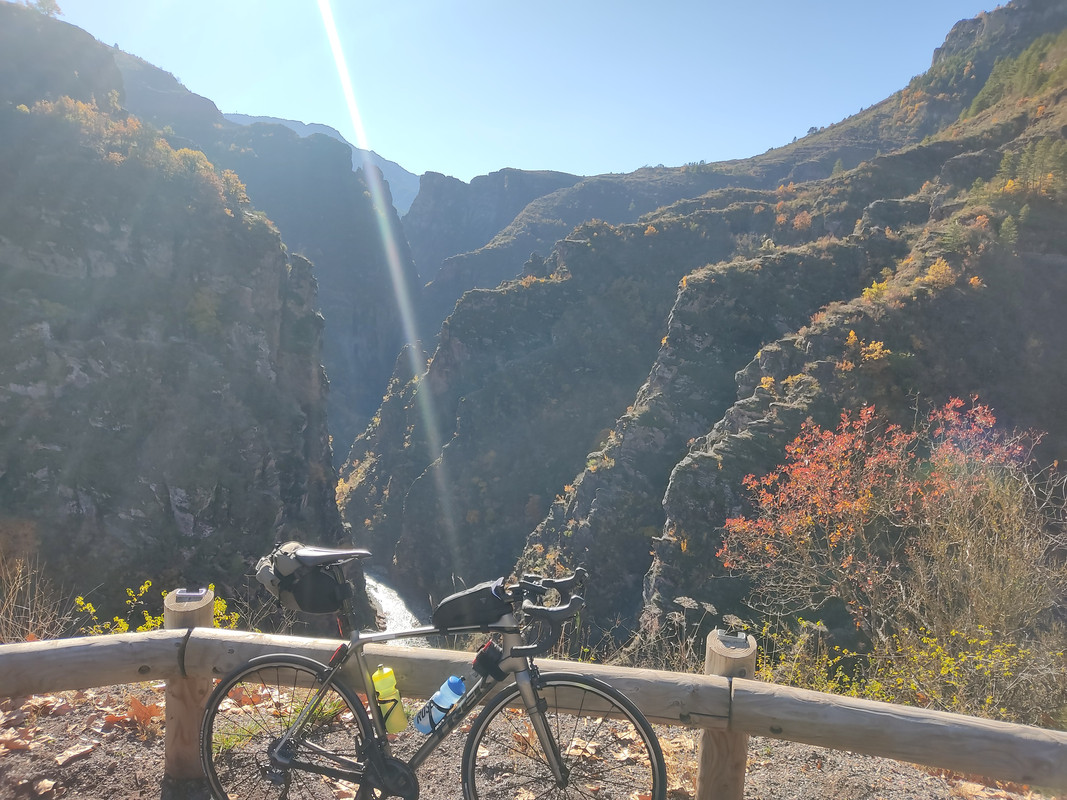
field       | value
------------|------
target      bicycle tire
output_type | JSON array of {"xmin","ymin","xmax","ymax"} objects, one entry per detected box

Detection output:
[
  {"xmin": 200, "ymin": 654, "xmax": 373, "ymax": 800},
  {"xmin": 460, "ymin": 671, "xmax": 667, "ymax": 800}
]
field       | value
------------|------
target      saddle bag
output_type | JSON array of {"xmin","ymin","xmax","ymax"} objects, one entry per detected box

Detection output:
[{"xmin": 256, "ymin": 541, "xmax": 351, "ymax": 615}]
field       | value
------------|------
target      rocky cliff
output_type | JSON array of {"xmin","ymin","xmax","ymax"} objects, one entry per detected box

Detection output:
[
  {"xmin": 403, "ymin": 168, "xmax": 581, "ymax": 286},
  {"xmin": 111, "ymin": 52, "xmax": 422, "ymax": 458},
  {"xmin": 223, "ymin": 114, "xmax": 420, "ymax": 216},
  {"xmin": 0, "ymin": 3, "xmax": 359, "ymax": 618}
]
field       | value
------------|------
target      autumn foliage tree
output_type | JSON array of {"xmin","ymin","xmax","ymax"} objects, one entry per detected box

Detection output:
[
  {"xmin": 721, "ymin": 404, "xmax": 918, "ymax": 641},
  {"xmin": 721, "ymin": 399, "xmax": 1067, "ymax": 643},
  {"xmin": 721, "ymin": 400, "xmax": 1067, "ymax": 720}
]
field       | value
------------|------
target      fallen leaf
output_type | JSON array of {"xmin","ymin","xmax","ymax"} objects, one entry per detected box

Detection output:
[
  {"xmin": 565, "ymin": 737, "xmax": 601, "ymax": 760},
  {"xmin": 0, "ymin": 729, "xmax": 34, "ymax": 750},
  {"xmin": 614, "ymin": 729, "xmax": 639, "ymax": 745},
  {"xmin": 511, "ymin": 721, "xmax": 538, "ymax": 755},
  {"xmin": 1, "ymin": 708, "xmax": 28, "ymax": 727},
  {"xmin": 55, "ymin": 742, "xmax": 96, "ymax": 766},
  {"xmin": 30, "ymin": 696, "xmax": 73, "ymax": 717},
  {"xmin": 128, "ymin": 696, "xmax": 162, "ymax": 724},
  {"xmin": 32, "ymin": 778, "xmax": 54, "ymax": 795},
  {"xmin": 0, "ymin": 697, "xmax": 28, "ymax": 712}
]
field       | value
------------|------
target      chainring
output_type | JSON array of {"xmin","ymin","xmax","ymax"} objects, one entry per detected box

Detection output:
[{"xmin": 359, "ymin": 756, "xmax": 419, "ymax": 800}]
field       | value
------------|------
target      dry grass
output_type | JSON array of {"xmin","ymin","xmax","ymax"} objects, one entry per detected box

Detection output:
[{"xmin": 0, "ymin": 553, "xmax": 72, "ymax": 643}]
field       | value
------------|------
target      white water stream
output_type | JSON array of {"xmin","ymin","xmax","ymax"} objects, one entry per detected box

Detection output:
[{"xmin": 364, "ymin": 571, "xmax": 431, "ymax": 647}]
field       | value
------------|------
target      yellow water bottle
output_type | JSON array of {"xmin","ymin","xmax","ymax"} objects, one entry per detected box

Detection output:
[{"xmin": 371, "ymin": 665, "xmax": 408, "ymax": 734}]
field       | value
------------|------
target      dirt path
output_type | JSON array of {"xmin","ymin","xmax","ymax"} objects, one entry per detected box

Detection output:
[{"xmin": 0, "ymin": 687, "xmax": 1059, "ymax": 799}]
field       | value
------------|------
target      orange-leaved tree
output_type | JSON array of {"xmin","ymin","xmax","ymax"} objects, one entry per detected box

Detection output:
[
  {"xmin": 720, "ymin": 404, "xmax": 918, "ymax": 641},
  {"xmin": 720, "ymin": 399, "xmax": 1066, "ymax": 643},
  {"xmin": 721, "ymin": 399, "xmax": 1067, "ymax": 720}
]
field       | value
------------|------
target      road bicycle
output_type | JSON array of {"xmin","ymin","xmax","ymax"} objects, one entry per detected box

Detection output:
[{"xmin": 199, "ymin": 542, "xmax": 667, "ymax": 799}]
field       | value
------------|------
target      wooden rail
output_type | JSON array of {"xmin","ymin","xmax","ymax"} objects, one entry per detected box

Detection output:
[{"xmin": 1, "ymin": 627, "xmax": 1065, "ymax": 795}]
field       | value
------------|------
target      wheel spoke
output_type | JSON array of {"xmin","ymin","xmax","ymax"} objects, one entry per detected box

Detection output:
[
  {"xmin": 202, "ymin": 657, "xmax": 370, "ymax": 800},
  {"xmin": 462, "ymin": 674, "xmax": 665, "ymax": 800}
]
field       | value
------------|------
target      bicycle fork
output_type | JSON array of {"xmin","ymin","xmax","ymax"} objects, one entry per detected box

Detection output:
[
  {"xmin": 513, "ymin": 667, "xmax": 570, "ymax": 787},
  {"xmin": 496, "ymin": 627, "xmax": 570, "ymax": 789}
]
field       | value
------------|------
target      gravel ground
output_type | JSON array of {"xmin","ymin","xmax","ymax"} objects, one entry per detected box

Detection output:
[{"xmin": 0, "ymin": 687, "xmax": 1060, "ymax": 799}]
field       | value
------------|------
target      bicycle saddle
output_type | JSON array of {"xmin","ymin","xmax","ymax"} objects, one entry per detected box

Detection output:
[{"xmin": 291, "ymin": 545, "xmax": 372, "ymax": 567}]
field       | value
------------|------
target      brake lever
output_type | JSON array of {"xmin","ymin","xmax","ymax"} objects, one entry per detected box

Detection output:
[{"xmin": 539, "ymin": 566, "xmax": 588, "ymax": 601}]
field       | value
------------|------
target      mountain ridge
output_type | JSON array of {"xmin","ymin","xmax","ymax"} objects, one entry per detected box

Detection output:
[
  {"xmin": 223, "ymin": 113, "xmax": 420, "ymax": 215},
  {"xmin": 111, "ymin": 48, "xmax": 423, "ymax": 458}
]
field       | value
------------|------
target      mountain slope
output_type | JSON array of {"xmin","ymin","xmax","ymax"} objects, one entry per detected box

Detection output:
[
  {"xmin": 408, "ymin": 0, "xmax": 1067, "ymax": 338},
  {"xmin": 341, "ymin": 0, "xmax": 1067, "ymax": 633},
  {"xmin": 548, "ymin": 16, "xmax": 1067, "ymax": 633},
  {"xmin": 402, "ymin": 168, "xmax": 581, "ymax": 285}
]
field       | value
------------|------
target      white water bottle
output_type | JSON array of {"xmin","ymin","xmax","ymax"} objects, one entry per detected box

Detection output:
[{"xmin": 413, "ymin": 675, "xmax": 465, "ymax": 734}]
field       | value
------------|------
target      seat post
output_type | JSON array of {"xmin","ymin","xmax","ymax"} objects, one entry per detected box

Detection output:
[{"xmin": 332, "ymin": 564, "xmax": 359, "ymax": 639}]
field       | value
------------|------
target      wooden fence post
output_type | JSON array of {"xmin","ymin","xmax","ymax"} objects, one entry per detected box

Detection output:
[
  {"xmin": 163, "ymin": 587, "xmax": 215, "ymax": 780},
  {"xmin": 696, "ymin": 629, "xmax": 758, "ymax": 800}
]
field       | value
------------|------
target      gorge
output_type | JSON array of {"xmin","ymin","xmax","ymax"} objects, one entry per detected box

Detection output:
[{"xmin": 2, "ymin": 0, "xmax": 1067, "ymax": 656}]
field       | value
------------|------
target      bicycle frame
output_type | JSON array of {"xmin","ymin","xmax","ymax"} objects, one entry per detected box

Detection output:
[{"xmin": 274, "ymin": 611, "xmax": 569, "ymax": 787}]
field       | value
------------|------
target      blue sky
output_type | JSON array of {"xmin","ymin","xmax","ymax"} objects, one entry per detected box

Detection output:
[{"xmin": 56, "ymin": 1, "xmax": 996, "ymax": 182}]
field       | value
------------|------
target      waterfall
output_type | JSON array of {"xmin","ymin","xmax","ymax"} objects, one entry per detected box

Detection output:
[{"xmin": 364, "ymin": 571, "xmax": 430, "ymax": 647}]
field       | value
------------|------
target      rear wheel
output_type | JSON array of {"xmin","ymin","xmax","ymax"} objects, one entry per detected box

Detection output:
[
  {"xmin": 200, "ymin": 655, "xmax": 371, "ymax": 799},
  {"xmin": 461, "ymin": 672, "xmax": 667, "ymax": 800}
]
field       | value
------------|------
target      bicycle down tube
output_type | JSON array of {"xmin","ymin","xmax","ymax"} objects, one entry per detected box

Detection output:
[{"xmin": 346, "ymin": 615, "xmax": 561, "ymax": 775}]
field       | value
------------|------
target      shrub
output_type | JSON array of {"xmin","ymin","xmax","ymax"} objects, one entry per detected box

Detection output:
[
  {"xmin": 0, "ymin": 554, "xmax": 71, "ymax": 642},
  {"xmin": 75, "ymin": 581, "xmax": 240, "ymax": 634},
  {"xmin": 756, "ymin": 617, "xmax": 1066, "ymax": 725},
  {"xmin": 722, "ymin": 399, "xmax": 1067, "ymax": 724},
  {"xmin": 919, "ymin": 257, "xmax": 956, "ymax": 289}
]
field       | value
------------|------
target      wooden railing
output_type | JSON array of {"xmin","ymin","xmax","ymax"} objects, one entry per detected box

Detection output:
[{"xmin": 1, "ymin": 602, "xmax": 1065, "ymax": 798}]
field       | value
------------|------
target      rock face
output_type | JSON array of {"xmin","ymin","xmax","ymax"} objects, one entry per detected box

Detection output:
[
  {"xmin": 415, "ymin": 168, "xmax": 744, "ymax": 333},
  {"xmin": 0, "ymin": 4, "xmax": 355, "ymax": 618},
  {"xmin": 932, "ymin": 0, "xmax": 1067, "ymax": 68},
  {"xmin": 0, "ymin": 6, "xmax": 122, "ymax": 108},
  {"xmin": 223, "ymin": 114, "xmax": 421, "ymax": 216},
  {"xmin": 402, "ymin": 168, "xmax": 581, "ymax": 284},
  {"xmin": 113, "ymin": 52, "xmax": 422, "ymax": 458},
  {"xmin": 339, "ymin": 217, "xmax": 736, "ymax": 602}
]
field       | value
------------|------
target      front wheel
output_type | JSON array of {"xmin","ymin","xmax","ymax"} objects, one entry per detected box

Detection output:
[
  {"xmin": 461, "ymin": 672, "xmax": 667, "ymax": 800},
  {"xmin": 200, "ymin": 654, "xmax": 372, "ymax": 800}
]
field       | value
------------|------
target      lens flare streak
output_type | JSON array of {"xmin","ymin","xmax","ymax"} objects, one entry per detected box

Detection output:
[{"xmin": 317, "ymin": 0, "xmax": 458, "ymax": 543}]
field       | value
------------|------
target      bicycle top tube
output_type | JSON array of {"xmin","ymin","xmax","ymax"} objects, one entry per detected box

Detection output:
[{"xmin": 351, "ymin": 619, "xmax": 521, "ymax": 646}]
